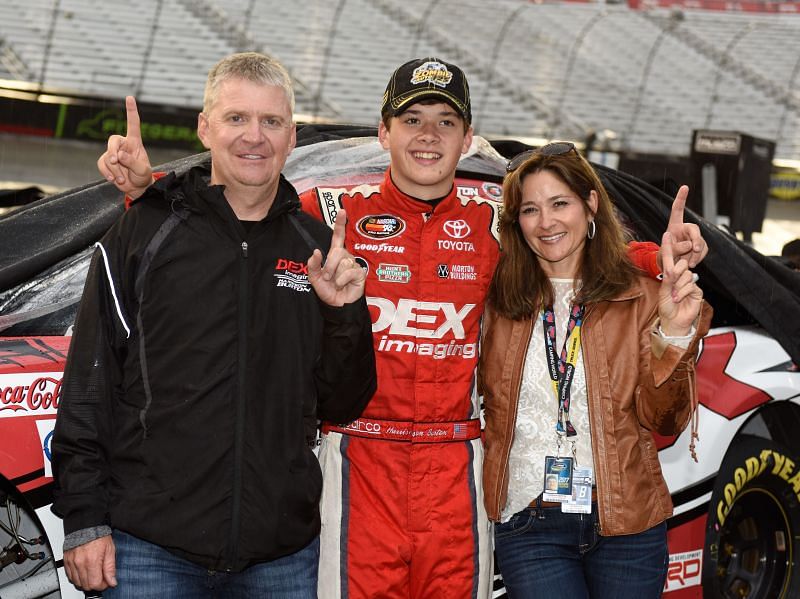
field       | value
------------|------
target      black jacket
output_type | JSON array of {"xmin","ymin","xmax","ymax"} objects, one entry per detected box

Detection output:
[{"xmin": 52, "ymin": 166, "xmax": 376, "ymax": 570}]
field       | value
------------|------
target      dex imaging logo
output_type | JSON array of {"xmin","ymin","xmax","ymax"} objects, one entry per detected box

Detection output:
[{"xmin": 273, "ymin": 258, "xmax": 311, "ymax": 293}]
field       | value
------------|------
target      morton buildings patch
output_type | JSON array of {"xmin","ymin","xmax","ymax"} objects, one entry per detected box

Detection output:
[{"xmin": 437, "ymin": 264, "xmax": 477, "ymax": 281}]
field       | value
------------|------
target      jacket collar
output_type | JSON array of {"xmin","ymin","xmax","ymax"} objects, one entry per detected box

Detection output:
[
  {"xmin": 143, "ymin": 164, "xmax": 300, "ymax": 221},
  {"xmin": 380, "ymin": 168, "xmax": 459, "ymax": 215},
  {"xmin": 604, "ymin": 277, "xmax": 646, "ymax": 302},
  {"xmin": 179, "ymin": 165, "xmax": 300, "ymax": 221}
]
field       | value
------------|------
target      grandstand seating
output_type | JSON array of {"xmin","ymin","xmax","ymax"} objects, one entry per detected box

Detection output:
[{"xmin": 0, "ymin": 0, "xmax": 797, "ymax": 159}]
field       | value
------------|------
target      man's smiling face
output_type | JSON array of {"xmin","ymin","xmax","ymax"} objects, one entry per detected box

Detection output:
[{"xmin": 198, "ymin": 77, "xmax": 296, "ymax": 198}]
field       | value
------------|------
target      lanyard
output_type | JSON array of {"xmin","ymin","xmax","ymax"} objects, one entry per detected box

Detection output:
[{"xmin": 541, "ymin": 303, "xmax": 584, "ymax": 437}]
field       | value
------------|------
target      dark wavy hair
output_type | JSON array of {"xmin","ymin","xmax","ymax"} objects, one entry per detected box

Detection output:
[{"xmin": 488, "ymin": 148, "xmax": 638, "ymax": 320}]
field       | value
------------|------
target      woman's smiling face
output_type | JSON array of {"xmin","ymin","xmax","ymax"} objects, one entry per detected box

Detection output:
[{"xmin": 518, "ymin": 169, "xmax": 598, "ymax": 278}]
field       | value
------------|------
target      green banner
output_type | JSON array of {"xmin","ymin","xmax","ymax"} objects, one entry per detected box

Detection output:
[{"xmin": 0, "ymin": 86, "xmax": 203, "ymax": 151}]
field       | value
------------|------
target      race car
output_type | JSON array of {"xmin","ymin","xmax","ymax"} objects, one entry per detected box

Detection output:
[{"xmin": 1, "ymin": 126, "xmax": 799, "ymax": 599}]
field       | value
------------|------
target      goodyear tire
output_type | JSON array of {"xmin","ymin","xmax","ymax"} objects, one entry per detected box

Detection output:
[{"xmin": 703, "ymin": 435, "xmax": 800, "ymax": 598}]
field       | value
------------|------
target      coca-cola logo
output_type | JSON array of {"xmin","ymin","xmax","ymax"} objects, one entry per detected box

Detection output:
[{"xmin": 0, "ymin": 376, "xmax": 62, "ymax": 414}]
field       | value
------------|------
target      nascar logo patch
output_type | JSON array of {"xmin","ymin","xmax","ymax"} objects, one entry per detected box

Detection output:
[{"xmin": 356, "ymin": 215, "xmax": 406, "ymax": 240}]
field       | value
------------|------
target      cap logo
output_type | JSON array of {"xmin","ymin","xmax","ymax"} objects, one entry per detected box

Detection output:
[{"xmin": 410, "ymin": 61, "xmax": 453, "ymax": 88}]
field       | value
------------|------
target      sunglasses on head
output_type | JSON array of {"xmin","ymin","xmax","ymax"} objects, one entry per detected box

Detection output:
[{"xmin": 506, "ymin": 141, "xmax": 578, "ymax": 173}]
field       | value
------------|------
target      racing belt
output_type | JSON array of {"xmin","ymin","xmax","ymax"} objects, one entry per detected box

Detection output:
[{"xmin": 322, "ymin": 417, "xmax": 481, "ymax": 443}]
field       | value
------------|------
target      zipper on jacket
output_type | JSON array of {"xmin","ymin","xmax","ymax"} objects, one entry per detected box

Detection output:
[
  {"xmin": 227, "ymin": 239, "xmax": 249, "ymax": 568},
  {"xmin": 579, "ymin": 305, "xmax": 608, "ymax": 534}
]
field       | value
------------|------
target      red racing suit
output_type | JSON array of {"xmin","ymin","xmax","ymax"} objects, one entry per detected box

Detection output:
[
  {"xmin": 301, "ymin": 168, "xmax": 661, "ymax": 598},
  {"xmin": 302, "ymin": 170, "xmax": 500, "ymax": 598}
]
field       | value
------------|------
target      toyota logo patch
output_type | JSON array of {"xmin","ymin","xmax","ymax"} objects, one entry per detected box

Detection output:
[{"xmin": 443, "ymin": 219, "xmax": 471, "ymax": 239}]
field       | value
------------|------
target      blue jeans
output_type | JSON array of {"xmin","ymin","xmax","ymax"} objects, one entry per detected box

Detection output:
[
  {"xmin": 494, "ymin": 504, "xmax": 668, "ymax": 599},
  {"xmin": 103, "ymin": 530, "xmax": 319, "ymax": 598}
]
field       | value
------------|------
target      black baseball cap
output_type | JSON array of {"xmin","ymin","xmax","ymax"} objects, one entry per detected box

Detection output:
[{"xmin": 381, "ymin": 58, "xmax": 471, "ymax": 124}]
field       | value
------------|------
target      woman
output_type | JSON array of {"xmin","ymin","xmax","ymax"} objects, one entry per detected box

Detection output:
[{"xmin": 479, "ymin": 142, "xmax": 712, "ymax": 598}]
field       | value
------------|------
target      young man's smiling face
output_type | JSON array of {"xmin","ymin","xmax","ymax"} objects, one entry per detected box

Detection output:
[{"xmin": 378, "ymin": 101, "xmax": 473, "ymax": 201}]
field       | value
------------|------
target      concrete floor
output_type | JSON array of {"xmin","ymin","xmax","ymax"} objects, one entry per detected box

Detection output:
[{"xmin": 0, "ymin": 133, "xmax": 191, "ymax": 191}]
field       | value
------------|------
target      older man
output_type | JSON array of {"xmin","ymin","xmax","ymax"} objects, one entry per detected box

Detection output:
[{"xmin": 52, "ymin": 52, "xmax": 376, "ymax": 598}]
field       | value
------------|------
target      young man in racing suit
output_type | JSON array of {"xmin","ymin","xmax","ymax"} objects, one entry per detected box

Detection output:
[{"xmin": 98, "ymin": 57, "xmax": 707, "ymax": 599}]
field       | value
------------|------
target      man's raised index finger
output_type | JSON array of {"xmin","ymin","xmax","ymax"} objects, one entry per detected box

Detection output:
[
  {"xmin": 331, "ymin": 208, "xmax": 347, "ymax": 249},
  {"xmin": 668, "ymin": 185, "xmax": 689, "ymax": 227},
  {"xmin": 125, "ymin": 96, "xmax": 142, "ymax": 141}
]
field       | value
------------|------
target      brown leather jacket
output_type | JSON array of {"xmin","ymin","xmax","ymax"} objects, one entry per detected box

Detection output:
[{"xmin": 479, "ymin": 276, "xmax": 712, "ymax": 536}]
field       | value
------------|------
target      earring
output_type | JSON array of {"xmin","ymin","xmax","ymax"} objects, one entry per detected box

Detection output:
[{"xmin": 587, "ymin": 220, "xmax": 596, "ymax": 240}]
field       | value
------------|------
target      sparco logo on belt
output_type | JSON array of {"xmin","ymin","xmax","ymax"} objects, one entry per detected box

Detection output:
[
  {"xmin": 357, "ymin": 215, "xmax": 406, "ymax": 240},
  {"xmin": 344, "ymin": 419, "xmax": 382, "ymax": 434}
]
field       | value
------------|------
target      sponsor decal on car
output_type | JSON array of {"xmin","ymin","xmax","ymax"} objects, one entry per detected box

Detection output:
[
  {"xmin": 36, "ymin": 419, "xmax": 56, "ymax": 477},
  {"xmin": 482, "ymin": 182, "xmax": 503, "ymax": 199},
  {"xmin": 0, "ymin": 373, "xmax": 62, "ymax": 416},
  {"xmin": 663, "ymin": 549, "xmax": 702, "ymax": 592}
]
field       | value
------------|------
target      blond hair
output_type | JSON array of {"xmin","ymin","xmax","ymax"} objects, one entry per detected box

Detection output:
[{"xmin": 203, "ymin": 52, "xmax": 294, "ymax": 113}]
